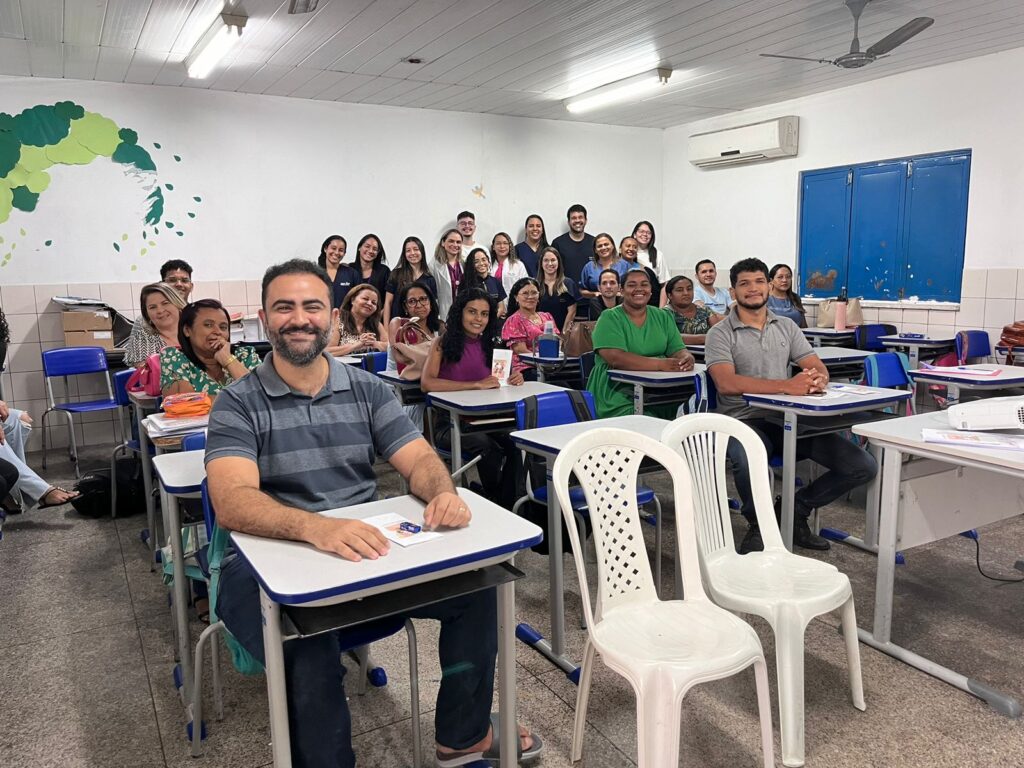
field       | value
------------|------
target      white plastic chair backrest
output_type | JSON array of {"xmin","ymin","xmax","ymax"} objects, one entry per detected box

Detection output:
[
  {"xmin": 552, "ymin": 428, "xmax": 710, "ymax": 626},
  {"xmin": 662, "ymin": 414, "xmax": 786, "ymax": 554}
]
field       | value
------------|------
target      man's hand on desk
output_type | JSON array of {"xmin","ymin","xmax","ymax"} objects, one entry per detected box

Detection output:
[
  {"xmin": 784, "ymin": 370, "xmax": 827, "ymax": 396},
  {"xmin": 307, "ymin": 517, "xmax": 390, "ymax": 562},
  {"xmin": 423, "ymin": 491, "xmax": 471, "ymax": 530}
]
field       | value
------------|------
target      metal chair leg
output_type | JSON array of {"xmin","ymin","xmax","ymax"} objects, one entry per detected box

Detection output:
[{"xmin": 405, "ymin": 620, "xmax": 422, "ymax": 768}]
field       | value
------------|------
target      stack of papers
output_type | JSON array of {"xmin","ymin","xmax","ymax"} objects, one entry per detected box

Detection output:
[
  {"xmin": 921, "ymin": 428, "xmax": 1024, "ymax": 451},
  {"xmin": 917, "ymin": 364, "xmax": 1002, "ymax": 377},
  {"xmin": 144, "ymin": 413, "xmax": 209, "ymax": 437}
]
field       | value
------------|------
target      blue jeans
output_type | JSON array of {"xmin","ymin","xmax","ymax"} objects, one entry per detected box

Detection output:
[
  {"xmin": 217, "ymin": 555, "xmax": 497, "ymax": 768},
  {"xmin": 727, "ymin": 419, "xmax": 878, "ymax": 528}
]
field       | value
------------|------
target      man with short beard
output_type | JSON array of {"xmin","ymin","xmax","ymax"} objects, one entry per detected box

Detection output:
[
  {"xmin": 204, "ymin": 259, "xmax": 541, "ymax": 768},
  {"xmin": 704, "ymin": 257, "xmax": 877, "ymax": 555}
]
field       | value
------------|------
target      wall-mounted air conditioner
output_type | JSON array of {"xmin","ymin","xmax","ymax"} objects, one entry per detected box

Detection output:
[{"xmin": 688, "ymin": 116, "xmax": 799, "ymax": 168}]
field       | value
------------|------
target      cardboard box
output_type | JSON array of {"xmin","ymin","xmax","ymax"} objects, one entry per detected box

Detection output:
[
  {"xmin": 64, "ymin": 330, "xmax": 115, "ymax": 350},
  {"xmin": 62, "ymin": 309, "xmax": 113, "ymax": 332}
]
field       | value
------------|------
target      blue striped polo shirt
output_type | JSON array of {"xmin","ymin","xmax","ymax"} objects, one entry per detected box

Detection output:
[{"xmin": 205, "ymin": 352, "xmax": 420, "ymax": 512}]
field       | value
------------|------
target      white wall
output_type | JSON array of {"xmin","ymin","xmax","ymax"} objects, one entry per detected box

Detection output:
[
  {"xmin": 661, "ymin": 45, "xmax": 1024, "ymax": 278},
  {"xmin": 0, "ymin": 78, "xmax": 662, "ymax": 284}
]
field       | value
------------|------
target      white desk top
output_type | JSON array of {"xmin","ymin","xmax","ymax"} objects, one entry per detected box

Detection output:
[
  {"xmin": 812, "ymin": 347, "xmax": 873, "ymax": 362},
  {"xmin": 376, "ymin": 370, "xmax": 421, "ymax": 389},
  {"xmin": 153, "ymin": 450, "xmax": 206, "ymax": 494},
  {"xmin": 879, "ymin": 334, "xmax": 955, "ymax": 347},
  {"xmin": 231, "ymin": 489, "xmax": 543, "ymax": 606},
  {"xmin": 426, "ymin": 381, "xmax": 564, "ymax": 412},
  {"xmin": 803, "ymin": 327, "xmax": 857, "ymax": 336},
  {"xmin": 608, "ymin": 364, "xmax": 706, "ymax": 384},
  {"xmin": 510, "ymin": 414, "xmax": 668, "ymax": 456},
  {"xmin": 908, "ymin": 364, "xmax": 1024, "ymax": 387},
  {"xmin": 744, "ymin": 382, "xmax": 911, "ymax": 413},
  {"xmin": 853, "ymin": 411, "xmax": 1024, "ymax": 473},
  {"xmin": 518, "ymin": 353, "xmax": 580, "ymax": 365},
  {"xmin": 128, "ymin": 390, "xmax": 159, "ymax": 405},
  {"xmin": 336, "ymin": 355, "xmax": 362, "ymax": 366}
]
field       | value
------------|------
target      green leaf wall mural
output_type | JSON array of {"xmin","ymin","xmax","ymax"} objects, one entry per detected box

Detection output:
[{"xmin": 0, "ymin": 100, "xmax": 203, "ymax": 269}]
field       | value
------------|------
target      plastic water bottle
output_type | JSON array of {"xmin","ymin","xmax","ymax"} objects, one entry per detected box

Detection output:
[
  {"xmin": 834, "ymin": 287, "xmax": 848, "ymax": 331},
  {"xmin": 536, "ymin": 320, "xmax": 560, "ymax": 358}
]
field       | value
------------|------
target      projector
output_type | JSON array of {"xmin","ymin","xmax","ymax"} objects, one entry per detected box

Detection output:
[{"xmin": 947, "ymin": 396, "xmax": 1024, "ymax": 431}]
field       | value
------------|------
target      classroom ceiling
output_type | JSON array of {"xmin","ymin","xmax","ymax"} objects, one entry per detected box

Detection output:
[{"xmin": 1, "ymin": 0, "xmax": 1023, "ymax": 128}]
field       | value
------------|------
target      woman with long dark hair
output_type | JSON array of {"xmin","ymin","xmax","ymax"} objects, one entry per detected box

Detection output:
[
  {"xmin": 514, "ymin": 213, "xmax": 548, "ymax": 277},
  {"xmin": 536, "ymin": 247, "xmax": 579, "ymax": 333},
  {"xmin": 768, "ymin": 263, "xmax": 807, "ymax": 327},
  {"xmin": 501, "ymin": 277, "xmax": 558, "ymax": 379},
  {"xmin": 490, "ymin": 231, "xmax": 528, "ymax": 294},
  {"xmin": 330, "ymin": 284, "xmax": 388, "ymax": 355},
  {"xmin": 579, "ymin": 232, "xmax": 627, "ymax": 298},
  {"xmin": 461, "ymin": 247, "xmax": 507, "ymax": 316},
  {"xmin": 383, "ymin": 236, "xmax": 436, "ymax": 327},
  {"xmin": 347, "ymin": 233, "xmax": 390, "ymax": 301},
  {"xmin": 632, "ymin": 222, "xmax": 670, "ymax": 306},
  {"xmin": 388, "ymin": 280, "xmax": 444, "ymax": 375},
  {"xmin": 317, "ymin": 234, "xmax": 360, "ymax": 308},
  {"xmin": 160, "ymin": 299, "xmax": 259, "ymax": 397},
  {"xmin": 421, "ymin": 289, "xmax": 522, "ymax": 508}
]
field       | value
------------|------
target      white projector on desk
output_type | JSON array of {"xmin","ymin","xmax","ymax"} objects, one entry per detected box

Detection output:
[{"xmin": 947, "ymin": 396, "xmax": 1024, "ymax": 430}]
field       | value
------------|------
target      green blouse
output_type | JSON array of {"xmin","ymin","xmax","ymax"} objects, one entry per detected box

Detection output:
[
  {"xmin": 586, "ymin": 306, "xmax": 685, "ymax": 418},
  {"xmin": 160, "ymin": 345, "xmax": 260, "ymax": 396}
]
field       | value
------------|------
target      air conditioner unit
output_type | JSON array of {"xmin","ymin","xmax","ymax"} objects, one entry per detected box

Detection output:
[{"xmin": 688, "ymin": 116, "xmax": 799, "ymax": 168}]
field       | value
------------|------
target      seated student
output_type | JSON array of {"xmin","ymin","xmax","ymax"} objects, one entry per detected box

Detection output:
[
  {"xmin": 461, "ymin": 248, "xmax": 507, "ymax": 317},
  {"xmin": 587, "ymin": 270, "xmax": 696, "ymax": 418},
  {"xmin": 489, "ymin": 231, "xmax": 528, "ymax": 296},
  {"xmin": 537, "ymin": 247, "xmax": 580, "ymax": 333},
  {"xmin": 704, "ymin": 258, "xmax": 878, "ymax": 554},
  {"xmin": 160, "ymin": 258, "xmax": 194, "ymax": 302},
  {"xmin": 579, "ymin": 233, "xmax": 627, "ymax": 298},
  {"xmin": 767, "ymin": 263, "xmax": 807, "ymax": 328},
  {"xmin": 588, "ymin": 268, "xmax": 623, "ymax": 319},
  {"xmin": 663, "ymin": 275, "xmax": 720, "ymax": 344},
  {"xmin": 206, "ymin": 259, "xmax": 542, "ymax": 768},
  {"xmin": 388, "ymin": 281, "xmax": 444, "ymax": 376},
  {"xmin": 161, "ymin": 299, "xmax": 260, "ymax": 397},
  {"xmin": 329, "ymin": 284, "xmax": 389, "ymax": 356},
  {"xmin": 347, "ymin": 233, "xmax": 391, "ymax": 301},
  {"xmin": 124, "ymin": 282, "xmax": 186, "ymax": 366},
  {"xmin": 618, "ymin": 236, "xmax": 661, "ymax": 306},
  {"xmin": 1, "ymin": 402, "xmax": 78, "ymax": 511},
  {"xmin": 501, "ymin": 278, "xmax": 558, "ymax": 379},
  {"xmin": 317, "ymin": 234, "xmax": 361, "ymax": 309},
  {"xmin": 422, "ymin": 289, "xmax": 523, "ymax": 509},
  {"xmin": 693, "ymin": 258, "xmax": 732, "ymax": 314},
  {"xmin": 383, "ymin": 236, "xmax": 436, "ymax": 327}
]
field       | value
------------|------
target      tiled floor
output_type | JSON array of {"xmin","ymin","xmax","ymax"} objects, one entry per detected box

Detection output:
[{"xmin": 1, "ymin": 444, "xmax": 1022, "ymax": 768}]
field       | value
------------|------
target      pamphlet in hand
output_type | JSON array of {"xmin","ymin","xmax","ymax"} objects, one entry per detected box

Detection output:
[
  {"xmin": 921, "ymin": 428, "xmax": 1024, "ymax": 452},
  {"xmin": 364, "ymin": 513, "xmax": 443, "ymax": 547},
  {"xmin": 491, "ymin": 349, "xmax": 513, "ymax": 386}
]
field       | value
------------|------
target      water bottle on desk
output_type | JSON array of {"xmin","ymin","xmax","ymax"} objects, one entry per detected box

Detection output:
[
  {"xmin": 536, "ymin": 320, "xmax": 560, "ymax": 358},
  {"xmin": 834, "ymin": 287, "xmax": 848, "ymax": 331}
]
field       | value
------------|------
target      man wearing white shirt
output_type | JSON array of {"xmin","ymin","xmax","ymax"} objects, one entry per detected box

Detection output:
[{"xmin": 693, "ymin": 259, "xmax": 733, "ymax": 315}]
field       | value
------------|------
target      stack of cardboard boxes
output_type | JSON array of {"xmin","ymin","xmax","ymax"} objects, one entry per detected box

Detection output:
[{"xmin": 63, "ymin": 308, "xmax": 116, "ymax": 350}]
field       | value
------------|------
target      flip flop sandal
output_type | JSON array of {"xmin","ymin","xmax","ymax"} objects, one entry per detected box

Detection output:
[
  {"xmin": 2, "ymin": 495, "xmax": 23, "ymax": 515},
  {"xmin": 37, "ymin": 486, "xmax": 81, "ymax": 510},
  {"xmin": 435, "ymin": 714, "xmax": 543, "ymax": 767}
]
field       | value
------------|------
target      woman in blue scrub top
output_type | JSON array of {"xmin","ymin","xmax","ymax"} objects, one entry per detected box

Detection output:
[{"xmin": 766, "ymin": 263, "xmax": 807, "ymax": 327}]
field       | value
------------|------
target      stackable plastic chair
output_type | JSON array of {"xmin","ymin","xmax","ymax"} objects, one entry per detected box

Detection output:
[
  {"xmin": 955, "ymin": 330, "xmax": 992, "ymax": 364},
  {"xmin": 864, "ymin": 352, "xmax": 914, "ymax": 415},
  {"xmin": 553, "ymin": 428, "xmax": 775, "ymax": 768},
  {"xmin": 663, "ymin": 414, "xmax": 865, "ymax": 768},
  {"xmin": 854, "ymin": 323, "xmax": 897, "ymax": 351},
  {"xmin": 189, "ymin": 479, "xmax": 422, "ymax": 764},
  {"xmin": 40, "ymin": 346, "xmax": 121, "ymax": 477}
]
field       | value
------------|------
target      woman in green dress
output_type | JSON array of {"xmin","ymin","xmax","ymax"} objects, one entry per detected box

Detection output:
[
  {"xmin": 161, "ymin": 299, "xmax": 260, "ymax": 397},
  {"xmin": 587, "ymin": 269, "xmax": 696, "ymax": 418}
]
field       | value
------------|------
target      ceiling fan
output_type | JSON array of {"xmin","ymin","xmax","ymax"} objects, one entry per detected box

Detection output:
[{"xmin": 761, "ymin": 0, "xmax": 934, "ymax": 69}]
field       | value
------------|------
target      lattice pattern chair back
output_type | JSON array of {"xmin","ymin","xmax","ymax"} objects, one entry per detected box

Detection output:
[
  {"xmin": 663, "ymin": 414, "xmax": 786, "ymax": 554},
  {"xmin": 552, "ymin": 428, "xmax": 708, "ymax": 624}
]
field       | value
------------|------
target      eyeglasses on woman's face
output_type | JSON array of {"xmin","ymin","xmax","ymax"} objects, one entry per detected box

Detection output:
[{"xmin": 406, "ymin": 295, "xmax": 431, "ymax": 306}]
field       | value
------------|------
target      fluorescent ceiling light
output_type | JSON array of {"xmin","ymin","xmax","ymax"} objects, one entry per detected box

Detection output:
[
  {"xmin": 564, "ymin": 67, "xmax": 672, "ymax": 113},
  {"xmin": 185, "ymin": 13, "xmax": 247, "ymax": 79}
]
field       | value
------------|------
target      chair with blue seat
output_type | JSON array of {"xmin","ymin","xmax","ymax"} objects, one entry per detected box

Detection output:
[
  {"xmin": 41, "ymin": 346, "xmax": 122, "ymax": 477},
  {"xmin": 579, "ymin": 351, "xmax": 595, "ymax": 388},
  {"xmin": 864, "ymin": 352, "xmax": 914, "ymax": 415},
  {"xmin": 362, "ymin": 350, "xmax": 389, "ymax": 373},
  {"xmin": 854, "ymin": 323, "xmax": 898, "ymax": 352},
  {"xmin": 956, "ymin": 330, "xmax": 992, "ymax": 364},
  {"xmin": 109, "ymin": 368, "xmax": 156, "ymax": 518},
  {"xmin": 188, "ymin": 478, "xmax": 422, "ymax": 763},
  {"xmin": 512, "ymin": 390, "xmax": 667, "ymax": 593}
]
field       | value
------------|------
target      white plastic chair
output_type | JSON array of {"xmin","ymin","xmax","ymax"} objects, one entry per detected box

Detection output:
[
  {"xmin": 553, "ymin": 428, "xmax": 775, "ymax": 768},
  {"xmin": 662, "ymin": 414, "xmax": 866, "ymax": 768}
]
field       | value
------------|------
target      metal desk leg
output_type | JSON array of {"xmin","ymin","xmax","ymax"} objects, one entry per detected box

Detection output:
[
  {"xmin": 450, "ymin": 408, "xmax": 463, "ymax": 477},
  {"xmin": 138, "ymin": 412, "xmax": 158, "ymax": 570},
  {"xmin": 823, "ymin": 441, "xmax": 881, "ymax": 553},
  {"xmin": 632, "ymin": 383, "xmax": 644, "ymax": 415},
  {"xmin": 497, "ymin": 578, "xmax": 517, "ymax": 768},
  {"xmin": 908, "ymin": 347, "xmax": 920, "ymax": 369},
  {"xmin": 780, "ymin": 410, "xmax": 798, "ymax": 551},
  {"xmin": 536, "ymin": 365, "xmax": 546, "ymax": 384},
  {"xmin": 858, "ymin": 447, "xmax": 1022, "ymax": 718},
  {"xmin": 166, "ymin": 492, "xmax": 193, "ymax": 703},
  {"xmin": 260, "ymin": 589, "xmax": 293, "ymax": 767}
]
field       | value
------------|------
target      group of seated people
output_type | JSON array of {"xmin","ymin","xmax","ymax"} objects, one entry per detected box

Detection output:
[{"xmin": 103, "ymin": 237, "xmax": 878, "ymax": 767}]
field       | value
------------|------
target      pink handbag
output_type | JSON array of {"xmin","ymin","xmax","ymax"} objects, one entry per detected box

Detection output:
[{"xmin": 126, "ymin": 352, "xmax": 162, "ymax": 396}]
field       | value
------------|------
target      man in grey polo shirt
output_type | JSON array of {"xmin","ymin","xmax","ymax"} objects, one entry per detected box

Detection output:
[
  {"xmin": 206, "ymin": 259, "xmax": 541, "ymax": 768},
  {"xmin": 704, "ymin": 257, "xmax": 877, "ymax": 554}
]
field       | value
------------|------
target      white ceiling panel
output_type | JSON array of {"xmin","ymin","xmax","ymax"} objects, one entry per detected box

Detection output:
[
  {"xmin": 63, "ymin": 0, "xmax": 108, "ymax": 46},
  {"xmin": 0, "ymin": 0, "xmax": 1021, "ymax": 128}
]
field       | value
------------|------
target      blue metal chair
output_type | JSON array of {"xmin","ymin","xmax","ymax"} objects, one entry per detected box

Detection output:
[
  {"xmin": 854, "ymin": 323, "xmax": 898, "ymax": 352},
  {"xmin": 362, "ymin": 350, "xmax": 389, "ymax": 373},
  {"xmin": 864, "ymin": 352, "xmax": 913, "ymax": 415},
  {"xmin": 41, "ymin": 346, "xmax": 121, "ymax": 477},
  {"xmin": 109, "ymin": 368, "xmax": 156, "ymax": 518},
  {"xmin": 188, "ymin": 479, "xmax": 422, "ymax": 762},
  {"xmin": 956, "ymin": 330, "xmax": 992, "ymax": 364},
  {"xmin": 579, "ymin": 351, "xmax": 596, "ymax": 388},
  {"xmin": 181, "ymin": 432, "xmax": 207, "ymax": 452}
]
